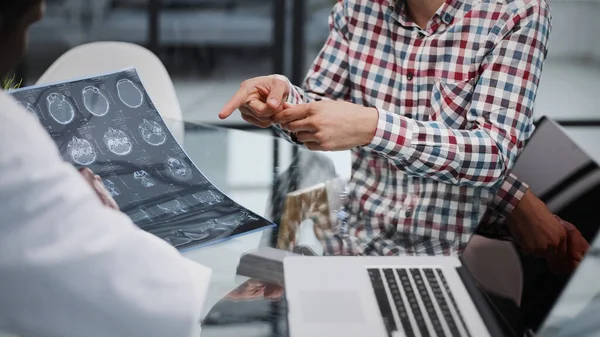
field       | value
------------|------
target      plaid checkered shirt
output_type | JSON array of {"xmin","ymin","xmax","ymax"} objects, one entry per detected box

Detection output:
[{"xmin": 275, "ymin": 0, "xmax": 551, "ymax": 255}]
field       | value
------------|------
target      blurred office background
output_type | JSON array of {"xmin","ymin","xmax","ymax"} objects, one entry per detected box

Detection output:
[
  {"xmin": 16, "ymin": 2, "xmax": 600, "ymax": 242},
  {"xmin": 18, "ymin": 0, "xmax": 600, "ymax": 248},
  {"xmin": 10, "ymin": 0, "xmax": 599, "ymax": 335}
]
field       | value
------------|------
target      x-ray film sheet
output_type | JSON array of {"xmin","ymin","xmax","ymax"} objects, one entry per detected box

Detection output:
[{"xmin": 10, "ymin": 68, "xmax": 275, "ymax": 250}]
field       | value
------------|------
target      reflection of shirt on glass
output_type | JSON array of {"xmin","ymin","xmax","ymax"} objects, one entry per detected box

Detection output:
[{"xmin": 275, "ymin": 0, "xmax": 550, "ymax": 255}]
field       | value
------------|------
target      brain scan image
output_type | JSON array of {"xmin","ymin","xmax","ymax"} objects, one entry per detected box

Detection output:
[
  {"xmin": 193, "ymin": 190, "xmax": 224, "ymax": 206},
  {"xmin": 102, "ymin": 179, "xmax": 121, "ymax": 197},
  {"xmin": 103, "ymin": 128, "xmax": 133, "ymax": 156},
  {"xmin": 164, "ymin": 157, "xmax": 193, "ymax": 181},
  {"xmin": 82, "ymin": 86, "xmax": 110, "ymax": 117},
  {"xmin": 215, "ymin": 211, "xmax": 259, "ymax": 228},
  {"xmin": 138, "ymin": 119, "xmax": 167, "ymax": 146},
  {"xmin": 179, "ymin": 221, "xmax": 221, "ymax": 241},
  {"xmin": 17, "ymin": 102, "xmax": 39, "ymax": 121},
  {"xmin": 67, "ymin": 136, "xmax": 97, "ymax": 166},
  {"xmin": 239, "ymin": 210, "xmax": 260, "ymax": 222},
  {"xmin": 133, "ymin": 170, "xmax": 155, "ymax": 188},
  {"xmin": 157, "ymin": 199, "xmax": 188, "ymax": 215},
  {"xmin": 130, "ymin": 208, "xmax": 152, "ymax": 223},
  {"xmin": 164, "ymin": 235, "xmax": 193, "ymax": 248},
  {"xmin": 116, "ymin": 79, "xmax": 144, "ymax": 108},
  {"xmin": 47, "ymin": 93, "xmax": 75, "ymax": 125},
  {"xmin": 175, "ymin": 220, "xmax": 232, "ymax": 243}
]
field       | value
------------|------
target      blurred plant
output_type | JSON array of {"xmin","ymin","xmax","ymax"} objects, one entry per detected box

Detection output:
[{"xmin": 2, "ymin": 74, "xmax": 23, "ymax": 91}]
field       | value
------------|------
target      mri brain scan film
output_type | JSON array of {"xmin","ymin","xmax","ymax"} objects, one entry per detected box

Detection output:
[
  {"xmin": 67, "ymin": 136, "xmax": 97, "ymax": 166},
  {"xmin": 133, "ymin": 170, "xmax": 155, "ymax": 188},
  {"xmin": 103, "ymin": 179, "xmax": 121, "ymax": 197},
  {"xmin": 117, "ymin": 78, "xmax": 144, "ymax": 108},
  {"xmin": 103, "ymin": 127, "xmax": 133, "ymax": 156},
  {"xmin": 47, "ymin": 93, "xmax": 75, "ymax": 124},
  {"xmin": 164, "ymin": 156, "xmax": 193, "ymax": 182},
  {"xmin": 82, "ymin": 86, "xmax": 110, "ymax": 117},
  {"xmin": 8, "ymin": 68, "xmax": 274, "ymax": 250},
  {"xmin": 139, "ymin": 119, "xmax": 167, "ymax": 146}
]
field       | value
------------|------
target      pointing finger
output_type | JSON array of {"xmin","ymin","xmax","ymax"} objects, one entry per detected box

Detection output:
[{"xmin": 219, "ymin": 85, "xmax": 252, "ymax": 119}]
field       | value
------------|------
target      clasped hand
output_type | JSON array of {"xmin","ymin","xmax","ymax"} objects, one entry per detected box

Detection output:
[
  {"xmin": 218, "ymin": 76, "xmax": 378, "ymax": 151},
  {"xmin": 508, "ymin": 189, "xmax": 589, "ymax": 274},
  {"xmin": 273, "ymin": 101, "xmax": 378, "ymax": 151}
]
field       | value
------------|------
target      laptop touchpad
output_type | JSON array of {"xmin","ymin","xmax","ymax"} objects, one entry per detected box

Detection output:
[{"xmin": 300, "ymin": 290, "xmax": 366, "ymax": 323}]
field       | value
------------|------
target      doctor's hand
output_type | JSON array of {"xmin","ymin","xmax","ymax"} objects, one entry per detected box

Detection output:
[
  {"xmin": 507, "ymin": 188, "xmax": 567, "ymax": 258},
  {"xmin": 219, "ymin": 76, "xmax": 289, "ymax": 128},
  {"xmin": 271, "ymin": 101, "xmax": 378, "ymax": 151},
  {"xmin": 79, "ymin": 168, "xmax": 120, "ymax": 211}
]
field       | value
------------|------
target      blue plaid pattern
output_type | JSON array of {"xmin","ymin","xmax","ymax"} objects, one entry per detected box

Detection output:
[{"xmin": 277, "ymin": 0, "xmax": 550, "ymax": 255}]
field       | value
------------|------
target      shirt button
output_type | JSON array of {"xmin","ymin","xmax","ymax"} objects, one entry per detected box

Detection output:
[
  {"xmin": 417, "ymin": 32, "xmax": 426, "ymax": 40},
  {"xmin": 405, "ymin": 208, "xmax": 413, "ymax": 218},
  {"xmin": 444, "ymin": 14, "xmax": 453, "ymax": 23},
  {"xmin": 407, "ymin": 72, "xmax": 414, "ymax": 81}
]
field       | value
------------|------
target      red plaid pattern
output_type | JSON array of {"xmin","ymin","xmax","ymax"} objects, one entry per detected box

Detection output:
[{"xmin": 276, "ymin": 0, "xmax": 551, "ymax": 255}]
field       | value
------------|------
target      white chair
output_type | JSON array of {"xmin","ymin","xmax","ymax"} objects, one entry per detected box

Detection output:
[{"xmin": 37, "ymin": 41, "xmax": 185, "ymax": 144}]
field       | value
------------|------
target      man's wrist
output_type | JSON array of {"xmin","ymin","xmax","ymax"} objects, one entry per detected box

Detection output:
[
  {"xmin": 507, "ymin": 187, "xmax": 533, "ymax": 226},
  {"xmin": 359, "ymin": 106, "xmax": 379, "ymax": 146},
  {"xmin": 493, "ymin": 174, "xmax": 529, "ymax": 218}
]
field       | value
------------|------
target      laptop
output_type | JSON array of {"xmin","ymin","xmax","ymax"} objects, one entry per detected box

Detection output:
[{"xmin": 283, "ymin": 117, "xmax": 600, "ymax": 337}]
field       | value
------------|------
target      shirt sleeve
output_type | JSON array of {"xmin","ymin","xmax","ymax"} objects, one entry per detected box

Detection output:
[
  {"xmin": 476, "ymin": 172, "xmax": 530, "ymax": 238},
  {"xmin": 490, "ymin": 172, "xmax": 530, "ymax": 217},
  {"xmin": 365, "ymin": 3, "xmax": 550, "ymax": 189},
  {"xmin": 272, "ymin": 0, "xmax": 351, "ymax": 143},
  {"xmin": 0, "ymin": 95, "xmax": 211, "ymax": 337}
]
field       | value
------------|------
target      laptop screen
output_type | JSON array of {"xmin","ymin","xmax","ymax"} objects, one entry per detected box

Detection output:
[
  {"xmin": 511, "ymin": 117, "xmax": 600, "ymax": 336},
  {"xmin": 512, "ymin": 117, "xmax": 600, "ymax": 242}
]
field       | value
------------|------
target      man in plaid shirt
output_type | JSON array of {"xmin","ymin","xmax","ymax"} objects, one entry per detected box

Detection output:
[{"xmin": 220, "ymin": 0, "xmax": 586, "ymax": 268}]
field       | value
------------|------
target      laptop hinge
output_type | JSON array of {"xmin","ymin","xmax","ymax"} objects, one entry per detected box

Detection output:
[{"xmin": 456, "ymin": 259, "xmax": 518, "ymax": 337}]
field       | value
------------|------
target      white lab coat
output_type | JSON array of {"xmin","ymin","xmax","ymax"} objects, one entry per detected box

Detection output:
[{"xmin": 0, "ymin": 92, "xmax": 211, "ymax": 337}]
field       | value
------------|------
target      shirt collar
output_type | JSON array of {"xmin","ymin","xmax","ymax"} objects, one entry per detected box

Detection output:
[{"xmin": 388, "ymin": 0, "xmax": 464, "ymax": 27}]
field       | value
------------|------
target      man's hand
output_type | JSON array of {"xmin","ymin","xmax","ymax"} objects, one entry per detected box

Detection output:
[
  {"xmin": 219, "ymin": 76, "xmax": 289, "ymax": 128},
  {"xmin": 271, "ymin": 101, "xmax": 379, "ymax": 151},
  {"xmin": 78, "ymin": 168, "xmax": 119, "ymax": 210},
  {"xmin": 546, "ymin": 217, "xmax": 590, "ymax": 274},
  {"xmin": 507, "ymin": 188, "xmax": 567, "ymax": 258}
]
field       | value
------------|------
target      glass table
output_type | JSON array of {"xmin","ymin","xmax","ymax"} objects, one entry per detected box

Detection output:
[
  {"xmin": 140, "ymin": 118, "xmax": 600, "ymax": 337},
  {"xmin": 165, "ymin": 118, "xmax": 348, "ymax": 337},
  {"xmin": 164, "ymin": 118, "xmax": 529, "ymax": 337}
]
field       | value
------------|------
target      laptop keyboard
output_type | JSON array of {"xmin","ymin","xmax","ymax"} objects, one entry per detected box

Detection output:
[{"xmin": 367, "ymin": 268, "xmax": 471, "ymax": 337}]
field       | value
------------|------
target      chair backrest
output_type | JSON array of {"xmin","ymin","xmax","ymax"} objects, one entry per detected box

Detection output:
[
  {"xmin": 36, "ymin": 42, "xmax": 184, "ymax": 143},
  {"xmin": 461, "ymin": 235, "xmax": 524, "ymax": 306}
]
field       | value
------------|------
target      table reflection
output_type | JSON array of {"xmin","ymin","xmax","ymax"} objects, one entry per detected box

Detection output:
[{"xmin": 203, "ymin": 279, "xmax": 288, "ymax": 337}]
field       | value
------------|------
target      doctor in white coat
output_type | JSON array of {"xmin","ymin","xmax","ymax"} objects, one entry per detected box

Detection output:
[{"xmin": 0, "ymin": 1, "xmax": 212, "ymax": 336}]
